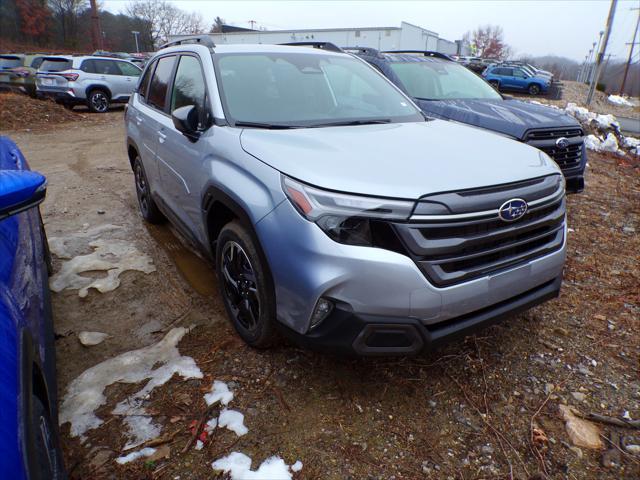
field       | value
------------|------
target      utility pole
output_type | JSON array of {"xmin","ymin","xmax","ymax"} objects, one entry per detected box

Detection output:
[
  {"xmin": 248, "ymin": 20, "xmax": 257, "ymax": 29},
  {"xmin": 586, "ymin": 0, "xmax": 617, "ymax": 105},
  {"xmin": 620, "ymin": 8, "xmax": 640, "ymax": 95},
  {"xmin": 89, "ymin": 0, "xmax": 103, "ymax": 51},
  {"xmin": 132, "ymin": 31, "xmax": 140, "ymax": 53}
]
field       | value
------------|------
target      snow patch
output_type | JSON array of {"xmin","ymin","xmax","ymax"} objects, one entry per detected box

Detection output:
[
  {"xmin": 48, "ymin": 224, "xmax": 123, "ymax": 258},
  {"xmin": 195, "ymin": 440, "xmax": 204, "ymax": 450},
  {"xmin": 623, "ymin": 136, "xmax": 640, "ymax": 155},
  {"xmin": 607, "ymin": 95, "xmax": 633, "ymax": 107},
  {"xmin": 205, "ymin": 417, "xmax": 218, "ymax": 433},
  {"xmin": 291, "ymin": 460, "xmax": 303, "ymax": 472},
  {"xmin": 584, "ymin": 133, "xmax": 624, "ymax": 155},
  {"xmin": 594, "ymin": 113, "xmax": 619, "ymax": 130},
  {"xmin": 59, "ymin": 327, "xmax": 202, "ymax": 447},
  {"xmin": 115, "ymin": 447, "xmax": 156, "ymax": 464},
  {"xmin": 78, "ymin": 331, "xmax": 109, "ymax": 346},
  {"xmin": 211, "ymin": 452, "xmax": 297, "ymax": 480},
  {"xmin": 204, "ymin": 380, "xmax": 234, "ymax": 406},
  {"xmin": 218, "ymin": 408, "xmax": 248, "ymax": 436},
  {"xmin": 49, "ymin": 238, "xmax": 155, "ymax": 297}
]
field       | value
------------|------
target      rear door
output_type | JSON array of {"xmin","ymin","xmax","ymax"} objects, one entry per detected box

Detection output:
[
  {"xmin": 512, "ymin": 68, "xmax": 528, "ymax": 90},
  {"xmin": 115, "ymin": 61, "xmax": 142, "ymax": 98},
  {"xmin": 91, "ymin": 59, "xmax": 126, "ymax": 99},
  {"xmin": 132, "ymin": 55, "xmax": 178, "ymax": 205},
  {"xmin": 156, "ymin": 54, "xmax": 211, "ymax": 238}
]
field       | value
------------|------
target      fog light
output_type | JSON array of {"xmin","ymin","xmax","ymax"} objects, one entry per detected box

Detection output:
[{"xmin": 310, "ymin": 298, "xmax": 333, "ymax": 330}]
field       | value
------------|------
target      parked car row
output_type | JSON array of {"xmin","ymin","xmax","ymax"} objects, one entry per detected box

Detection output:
[
  {"xmin": 0, "ymin": 51, "xmax": 144, "ymax": 113},
  {"xmin": 342, "ymin": 47, "xmax": 585, "ymax": 192},
  {"xmin": 125, "ymin": 37, "xmax": 574, "ymax": 356}
]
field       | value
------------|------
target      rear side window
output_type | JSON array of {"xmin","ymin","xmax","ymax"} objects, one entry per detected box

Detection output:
[
  {"xmin": 147, "ymin": 56, "xmax": 176, "ymax": 111},
  {"xmin": 30, "ymin": 57, "xmax": 45, "ymax": 69},
  {"xmin": 138, "ymin": 61, "xmax": 155, "ymax": 99},
  {"xmin": 117, "ymin": 61, "xmax": 142, "ymax": 77},
  {"xmin": 0, "ymin": 56, "xmax": 22, "ymax": 68},
  {"xmin": 40, "ymin": 58, "xmax": 72, "ymax": 72},
  {"xmin": 80, "ymin": 59, "xmax": 96, "ymax": 73},
  {"xmin": 92, "ymin": 59, "xmax": 121, "ymax": 75}
]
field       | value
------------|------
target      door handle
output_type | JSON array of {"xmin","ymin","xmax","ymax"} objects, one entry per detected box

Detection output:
[
  {"xmin": 99, "ymin": 76, "xmax": 106, "ymax": 80},
  {"xmin": 135, "ymin": 115, "xmax": 143, "ymax": 126},
  {"xmin": 158, "ymin": 132, "xmax": 166, "ymax": 144}
]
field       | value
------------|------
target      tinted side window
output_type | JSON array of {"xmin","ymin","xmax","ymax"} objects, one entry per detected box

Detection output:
[
  {"xmin": 147, "ymin": 56, "xmax": 176, "ymax": 111},
  {"xmin": 170, "ymin": 56, "xmax": 207, "ymax": 125},
  {"xmin": 92, "ymin": 59, "xmax": 121, "ymax": 75},
  {"xmin": 30, "ymin": 57, "xmax": 45, "ymax": 69},
  {"xmin": 118, "ymin": 61, "xmax": 142, "ymax": 77},
  {"xmin": 138, "ymin": 61, "xmax": 155, "ymax": 99},
  {"xmin": 81, "ymin": 59, "xmax": 96, "ymax": 73}
]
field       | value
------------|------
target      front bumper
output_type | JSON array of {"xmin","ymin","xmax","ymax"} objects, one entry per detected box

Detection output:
[
  {"xmin": 280, "ymin": 275, "xmax": 562, "ymax": 355},
  {"xmin": 256, "ymin": 199, "xmax": 566, "ymax": 352}
]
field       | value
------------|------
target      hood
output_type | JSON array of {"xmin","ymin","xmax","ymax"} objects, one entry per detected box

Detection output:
[
  {"xmin": 416, "ymin": 98, "xmax": 580, "ymax": 140},
  {"xmin": 240, "ymin": 120, "xmax": 560, "ymax": 199}
]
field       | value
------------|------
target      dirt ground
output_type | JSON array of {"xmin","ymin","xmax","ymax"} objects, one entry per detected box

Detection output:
[{"xmin": 2, "ymin": 110, "xmax": 639, "ymax": 480}]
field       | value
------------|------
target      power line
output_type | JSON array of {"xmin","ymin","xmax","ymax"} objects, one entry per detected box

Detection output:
[{"xmin": 620, "ymin": 7, "xmax": 640, "ymax": 94}]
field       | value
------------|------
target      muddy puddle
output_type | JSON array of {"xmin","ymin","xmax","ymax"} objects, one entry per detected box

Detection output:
[{"xmin": 146, "ymin": 224, "xmax": 217, "ymax": 297}]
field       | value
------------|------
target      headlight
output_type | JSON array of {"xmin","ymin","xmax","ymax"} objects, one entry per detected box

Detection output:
[{"xmin": 282, "ymin": 175, "xmax": 414, "ymax": 246}]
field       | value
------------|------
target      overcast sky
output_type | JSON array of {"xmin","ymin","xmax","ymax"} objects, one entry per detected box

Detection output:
[{"xmin": 104, "ymin": 0, "xmax": 640, "ymax": 61}]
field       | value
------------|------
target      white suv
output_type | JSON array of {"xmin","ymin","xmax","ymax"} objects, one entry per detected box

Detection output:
[{"xmin": 36, "ymin": 55, "xmax": 142, "ymax": 112}]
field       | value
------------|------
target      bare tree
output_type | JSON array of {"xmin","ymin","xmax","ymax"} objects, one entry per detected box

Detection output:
[
  {"xmin": 48, "ymin": 0, "xmax": 87, "ymax": 45},
  {"xmin": 463, "ymin": 25, "xmax": 512, "ymax": 60},
  {"xmin": 210, "ymin": 16, "xmax": 225, "ymax": 33},
  {"xmin": 126, "ymin": 0, "xmax": 204, "ymax": 47}
]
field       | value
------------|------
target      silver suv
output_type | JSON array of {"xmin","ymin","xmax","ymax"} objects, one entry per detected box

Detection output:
[
  {"xmin": 36, "ymin": 55, "xmax": 142, "ymax": 112},
  {"xmin": 126, "ymin": 37, "xmax": 567, "ymax": 355}
]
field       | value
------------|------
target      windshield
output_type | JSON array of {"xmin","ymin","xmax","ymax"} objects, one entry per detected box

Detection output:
[
  {"xmin": 214, "ymin": 52, "xmax": 424, "ymax": 127},
  {"xmin": 389, "ymin": 60, "xmax": 502, "ymax": 101}
]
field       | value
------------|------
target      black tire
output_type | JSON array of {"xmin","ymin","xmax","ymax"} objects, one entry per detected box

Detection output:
[
  {"xmin": 133, "ymin": 156, "xmax": 166, "ymax": 224},
  {"xmin": 87, "ymin": 89, "xmax": 110, "ymax": 113},
  {"xmin": 216, "ymin": 220, "xmax": 277, "ymax": 348},
  {"xmin": 528, "ymin": 83, "xmax": 541, "ymax": 95},
  {"xmin": 30, "ymin": 395, "xmax": 65, "ymax": 480}
]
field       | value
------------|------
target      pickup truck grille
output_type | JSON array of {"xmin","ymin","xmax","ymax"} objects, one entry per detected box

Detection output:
[
  {"xmin": 394, "ymin": 175, "xmax": 566, "ymax": 287},
  {"xmin": 524, "ymin": 128, "xmax": 584, "ymax": 171}
]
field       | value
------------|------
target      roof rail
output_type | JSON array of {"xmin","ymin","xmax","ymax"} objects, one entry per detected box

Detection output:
[
  {"xmin": 341, "ymin": 46, "xmax": 382, "ymax": 57},
  {"xmin": 383, "ymin": 50, "xmax": 453, "ymax": 61},
  {"xmin": 279, "ymin": 42, "xmax": 343, "ymax": 52},
  {"xmin": 160, "ymin": 35, "xmax": 216, "ymax": 50}
]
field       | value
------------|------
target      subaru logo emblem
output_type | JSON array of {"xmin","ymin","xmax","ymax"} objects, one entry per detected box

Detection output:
[
  {"xmin": 556, "ymin": 137, "xmax": 569, "ymax": 149},
  {"xmin": 499, "ymin": 198, "xmax": 528, "ymax": 222}
]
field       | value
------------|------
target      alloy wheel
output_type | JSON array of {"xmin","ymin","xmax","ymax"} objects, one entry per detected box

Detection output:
[
  {"xmin": 134, "ymin": 162, "xmax": 149, "ymax": 216},
  {"xmin": 221, "ymin": 241, "xmax": 261, "ymax": 332},
  {"xmin": 91, "ymin": 92, "xmax": 108, "ymax": 112}
]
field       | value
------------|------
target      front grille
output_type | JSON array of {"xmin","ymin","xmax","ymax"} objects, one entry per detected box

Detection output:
[
  {"xmin": 394, "ymin": 178, "xmax": 566, "ymax": 287},
  {"xmin": 525, "ymin": 128, "xmax": 582, "ymax": 141},
  {"xmin": 524, "ymin": 128, "xmax": 584, "ymax": 172}
]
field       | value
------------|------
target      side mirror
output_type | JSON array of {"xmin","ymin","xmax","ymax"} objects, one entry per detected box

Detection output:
[
  {"xmin": 0, "ymin": 170, "xmax": 47, "ymax": 221},
  {"xmin": 172, "ymin": 105, "xmax": 200, "ymax": 142}
]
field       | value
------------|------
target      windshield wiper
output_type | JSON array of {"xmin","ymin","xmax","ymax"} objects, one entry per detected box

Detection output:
[
  {"xmin": 234, "ymin": 121, "xmax": 304, "ymax": 129},
  {"xmin": 307, "ymin": 119, "xmax": 392, "ymax": 128},
  {"xmin": 414, "ymin": 97, "xmax": 439, "ymax": 101}
]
